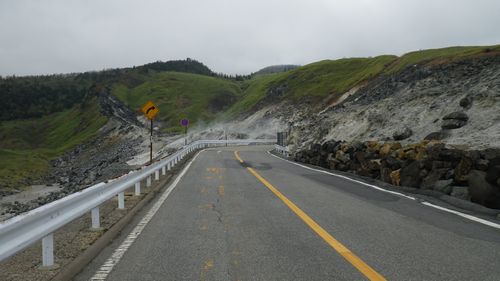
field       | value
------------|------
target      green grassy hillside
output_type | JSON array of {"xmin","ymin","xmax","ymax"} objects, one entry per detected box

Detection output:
[
  {"xmin": 111, "ymin": 72, "xmax": 242, "ymax": 132},
  {"xmin": 0, "ymin": 98, "xmax": 107, "ymax": 189},
  {"xmin": 385, "ymin": 45, "xmax": 500, "ymax": 74},
  {"xmin": 227, "ymin": 45, "xmax": 500, "ymax": 116},
  {"xmin": 226, "ymin": 55, "xmax": 397, "ymax": 115},
  {"xmin": 269, "ymin": 55, "xmax": 397, "ymax": 99}
]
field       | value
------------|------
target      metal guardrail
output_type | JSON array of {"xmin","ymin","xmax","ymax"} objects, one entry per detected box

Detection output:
[
  {"xmin": 0, "ymin": 139, "xmax": 274, "ymax": 267},
  {"xmin": 275, "ymin": 144, "xmax": 290, "ymax": 157}
]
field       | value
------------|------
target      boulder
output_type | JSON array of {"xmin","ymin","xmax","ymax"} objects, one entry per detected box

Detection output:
[
  {"xmin": 337, "ymin": 163, "xmax": 349, "ymax": 172},
  {"xmin": 442, "ymin": 119, "xmax": 467, "ymax": 129},
  {"xmin": 475, "ymin": 159, "xmax": 489, "ymax": 171},
  {"xmin": 433, "ymin": 179, "xmax": 453, "ymax": 194},
  {"xmin": 366, "ymin": 141, "xmax": 381, "ymax": 152},
  {"xmin": 486, "ymin": 165, "xmax": 500, "ymax": 185},
  {"xmin": 328, "ymin": 158, "xmax": 340, "ymax": 170},
  {"xmin": 468, "ymin": 170, "xmax": 500, "ymax": 208},
  {"xmin": 354, "ymin": 151, "xmax": 368, "ymax": 165},
  {"xmin": 451, "ymin": 186, "xmax": 470, "ymax": 200},
  {"xmin": 424, "ymin": 131, "xmax": 446, "ymax": 141},
  {"xmin": 390, "ymin": 169, "xmax": 401, "ymax": 186},
  {"xmin": 325, "ymin": 140, "xmax": 341, "ymax": 153},
  {"xmin": 443, "ymin": 111, "xmax": 469, "ymax": 121},
  {"xmin": 400, "ymin": 161, "xmax": 422, "ymax": 187},
  {"xmin": 441, "ymin": 112, "xmax": 469, "ymax": 129},
  {"xmin": 459, "ymin": 95, "xmax": 473, "ymax": 109},
  {"xmin": 352, "ymin": 141, "xmax": 366, "ymax": 152},
  {"xmin": 311, "ymin": 143, "xmax": 322, "ymax": 153},
  {"xmin": 310, "ymin": 155, "xmax": 321, "ymax": 166},
  {"xmin": 380, "ymin": 142, "xmax": 402, "ymax": 157},
  {"xmin": 426, "ymin": 142, "xmax": 446, "ymax": 160},
  {"xmin": 383, "ymin": 156, "xmax": 402, "ymax": 170},
  {"xmin": 335, "ymin": 150, "xmax": 351, "ymax": 163},
  {"xmin": 393, "ymin": 127, "xmax": 413, "ymax": 141},
  {"xmin": 480, "ymin": 149, "xmax": 500, "ymax": 162},
  {"xmin": 421, "ymin": 168, "xmax": 447, "ymax": 189},
  {"xmin": 454, "ymin": 157, "xmax": 473, "ymax": 182},
  {"xmin": 380, "ymin": 167, "xmax": 392, "ymax": 184},
  {"xmin": 438, "ymin": 148, "xmax": 464, "ymax": 162}
]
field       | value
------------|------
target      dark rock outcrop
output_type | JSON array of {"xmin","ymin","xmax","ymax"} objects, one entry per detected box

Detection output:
[
  {"xmin": 293, "ymin": 139, "xmax": 500, "ymax": 210},
  {"xmin": 425, "ymin": 131, "xmax": 446, "ymax": 141},
  {"xmin": 441, "ymin": 111, "xmax": 469, "ymax": 129},
  {"xmin": 468, "ymin": 170, "xmax": 500, "ymax": 208},
  {"xmin": 459, "ymin": 95, "xmax": 473, "ymax": 109},
  {"xmin": 393, "ymin": 127, "xmax": 413, "ymax": 141}
]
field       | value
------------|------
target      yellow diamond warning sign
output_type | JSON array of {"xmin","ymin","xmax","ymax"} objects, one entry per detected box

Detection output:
[{"xmin": 141, "ymin": 101, "xmax": 159, "ymax": 120}]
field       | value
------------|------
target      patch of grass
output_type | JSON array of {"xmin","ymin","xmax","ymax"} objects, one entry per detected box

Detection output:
[
  {"xmin": 0, "ymin": 99, "xmax": 107, "ymax": 189},
  {"xmin": 0, "ymin": 149, "xmax": 49, "ymax": 190},
  {"xmin": 225, "ymin": 73, "xmax": 285, "ymax": 117},
  {"xmin": 225, "ymin": 56, "xmax": 396, "ymax": 115},
  {"xmin": 111, "ymin": 72, "xmax": 242, "ymax": 132},
  {"xmin": 225, "ymin": 44, "xmax": 500, "ymax": 116},
  {"xmin": 385, "ymin": 45, "xmax": 500, "ymax": 74},
  {"xmin": 273, "ymin": 55, "xmax": 397, "ymax": 99}
]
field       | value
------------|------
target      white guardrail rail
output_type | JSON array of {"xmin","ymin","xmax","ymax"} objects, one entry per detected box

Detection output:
[
  {"xmin": 275, "ymin": 144, "xmax": 290, "ymax": 157},
  {"xmin": 0, "ymin": 139, "xmax": 274, "ymax": 267}
]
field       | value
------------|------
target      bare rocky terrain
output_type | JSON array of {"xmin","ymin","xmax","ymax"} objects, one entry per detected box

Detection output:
[
  {"xmin": 0, "ymin": 91, "xmax": 174, "ymax": 220},
  {"xmin": 243, "ymin": 54, "xmax": 500, "ymax": 210}
]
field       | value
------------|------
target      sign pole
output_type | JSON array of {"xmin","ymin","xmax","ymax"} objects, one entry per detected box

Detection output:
[
  {"xmin": 150, "ymin": 118, "xmax": 153, "ymax": 165},
  {"xmin": 180, "ymin": 119, "xmax": 189, "ymax": 146},
  {"xmin": 141, "ymin": 100, "xmax": 159, "ymax": 166}
]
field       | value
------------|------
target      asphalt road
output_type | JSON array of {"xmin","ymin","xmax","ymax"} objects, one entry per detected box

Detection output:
[{"xmin": 76, "ymin": 145, "xmax": 500, "ymax": 281}]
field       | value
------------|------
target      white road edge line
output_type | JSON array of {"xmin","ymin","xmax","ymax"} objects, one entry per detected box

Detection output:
[
  {"xmin": 422, "ymin": 202, "xmax": 500, "ymax": 230},
  {"xmin": 89, "ymin": 150, "xmax": 203, "ymax": 281},
  {"xmin": 267, "ymin": 151, "xmax": 500, "ymax": 230},
  {"xmin": 266, "ymin": 151, "xmax": 416, "ymax": 200}
]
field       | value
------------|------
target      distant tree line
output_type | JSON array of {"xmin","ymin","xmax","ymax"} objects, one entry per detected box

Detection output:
[
  {"xmin": 138, "ymin": 58, "xmax": 215, "ymax": 76},
  {"xmin": 0, "ymin": 75, "xmax": 91, "ymax": 120},
  {"xmin": 0, "ymin": 58, "xmax": 264, "ymax": 121}
]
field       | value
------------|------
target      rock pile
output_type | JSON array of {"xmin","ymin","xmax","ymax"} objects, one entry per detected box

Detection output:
[{"xmin": 294, "ymin": 140, "xmax": 500, "ymax": 209}]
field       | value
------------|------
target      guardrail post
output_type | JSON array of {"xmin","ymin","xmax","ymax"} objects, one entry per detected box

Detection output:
[
  {"xmin": 162, "ymin": 165, "xmax": 166, "ymax": 175},
  {"xmin": 155, "ymin": 169, "xmax": 160, "ymax": 181},
  {"xmin": 118, "ymin": 192, "xmax": 125, "ymax": 209},
  {"xmin": 135, "ymin": 182, "xmax": 141, "ymax": 195},
  {"xmin": 146, "ymin": 175, "xmax": 152, "ymax": 187},
  {"xmin": 42, "ymin": 233, "xmax": 54, "ymax": 267},
  {"xmin": 91, "ymin": 207, "xmax": 100, "ymax": 229}
]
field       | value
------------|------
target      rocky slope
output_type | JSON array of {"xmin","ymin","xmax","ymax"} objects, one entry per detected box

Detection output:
[
  {"xmin": 285, "ymin": 54, "xmax": 500, "ymax": 151},
  {"xmin": 258, "ymin": 54, "xmax": 500, "ymax": 210},
  {"xmin": 1, "ymin": 89, "xmax": 159, "ymax": 218}
]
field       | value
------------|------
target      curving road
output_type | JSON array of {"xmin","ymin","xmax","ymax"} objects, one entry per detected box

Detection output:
[{"xmin": 76, "ymin": 145, "xmax": 500, "ymax": 281}]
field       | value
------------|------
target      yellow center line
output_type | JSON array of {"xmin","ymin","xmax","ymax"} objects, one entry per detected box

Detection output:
[
  {"xmin": 234, "ymin": 150, "xmax": 244, "ymax": 163},
  {"xmin": 235, "ymin": 151, "xmax": 386, "ymax": 281}
]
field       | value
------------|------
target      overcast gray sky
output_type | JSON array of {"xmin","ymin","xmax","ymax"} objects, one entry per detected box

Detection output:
[{"xmin": 1, "ymin": 0, "xmax": 499, "ymax": 76}]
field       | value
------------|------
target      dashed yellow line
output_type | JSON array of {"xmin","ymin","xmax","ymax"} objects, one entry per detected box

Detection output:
[
  {"xmin": 218, "ymin": 185, "xmax": 225, "ymax": 197},
  {"xmin": 235, "ymin": 150, "xmax": 386, "ymax": 281}
]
